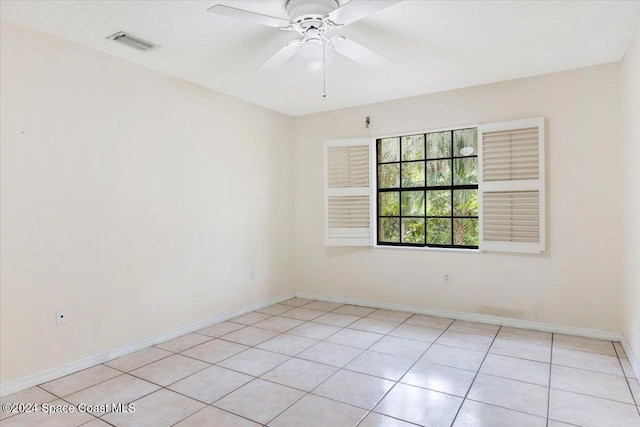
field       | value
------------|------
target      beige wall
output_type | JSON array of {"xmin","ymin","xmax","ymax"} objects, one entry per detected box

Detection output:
[
  {"xmin": 293, "ymin": 63, "xmax": 623, "ymax": 331},
  {"xmin": 0, "ymin": 21, "xmax": 294, "ymax": 383},
  {"xmin": 621, "ymin": 22, "xmax": 640, "ymax": 367}
]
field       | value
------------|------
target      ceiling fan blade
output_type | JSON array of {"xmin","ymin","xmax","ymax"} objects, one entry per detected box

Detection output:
[
  {"xmin": 257, "ymin": 40, "xmax": 302, "ymax": 70},
  {"xmin": 207, "ymin": 4, "xmax": 291, "ymax": 29},
  {"xmin": 331, "ymin": 38, "xmax": 390, "ymax": 70},
  {"xmin": 327, "ymin": 0, "xmax": 402, "ymax": 27}
]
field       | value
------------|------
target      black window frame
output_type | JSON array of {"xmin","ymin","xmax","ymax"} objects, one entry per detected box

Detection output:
[{"xmin": 376, "ymin": 128, "xmax": 479, "ymax": 249}]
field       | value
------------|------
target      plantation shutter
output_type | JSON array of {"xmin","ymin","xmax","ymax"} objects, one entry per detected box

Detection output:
[
  {"xmin": 324, "ymin": 139, "xmax": 374, "ymax": 246},
  {"xmin": 479, "ymin": 118, "xmax": 545, "ymax": 253}
]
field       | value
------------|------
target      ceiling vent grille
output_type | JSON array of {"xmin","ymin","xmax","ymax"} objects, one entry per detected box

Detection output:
[{"xmin": 106, "ymin": 32, "xmax": 158, "ymax": 52}]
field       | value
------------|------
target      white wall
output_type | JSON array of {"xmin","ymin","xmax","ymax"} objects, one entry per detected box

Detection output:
[
  {"xmin": 621, "ymin": 22, "xmax": 640, "ymax": 368},
  {"xmin": 0, "ymin": 21, "xmax": 294, "ymax": 383},
  {"xmin": 293, "ymin": 63, "xmax": 623, "ymax": 332}
]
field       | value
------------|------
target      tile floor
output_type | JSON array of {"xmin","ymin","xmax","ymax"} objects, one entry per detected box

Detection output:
[{"xmin": 2, "ymin": 298, "xmax": 640, "ymax": 426}]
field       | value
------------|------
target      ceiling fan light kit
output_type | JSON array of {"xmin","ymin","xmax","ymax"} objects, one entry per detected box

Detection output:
[{"xmin": 207, "ymin": 0, "xmax": 400, "ymax": 71}]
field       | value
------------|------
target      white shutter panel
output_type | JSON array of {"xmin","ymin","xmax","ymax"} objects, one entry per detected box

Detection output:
[
  {"xmin": 324, "ymin": 139, "xmax": 374, "ymax": 246},
  {"xmin": 479, "ymin": 118, "xmax": 545, "ymax": 253}
]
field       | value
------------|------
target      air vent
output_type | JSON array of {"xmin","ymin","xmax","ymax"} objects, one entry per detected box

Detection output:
[{"xmin": 106, "ymin": 31, "xmax": 158, "ymax": 52}]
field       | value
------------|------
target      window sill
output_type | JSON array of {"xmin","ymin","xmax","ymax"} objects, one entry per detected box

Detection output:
[{"xmin": 371, "ymin": 245, "xmax": 480, "ymax": 254}]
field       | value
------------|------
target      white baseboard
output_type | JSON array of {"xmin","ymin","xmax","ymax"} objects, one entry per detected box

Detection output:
[
  {"xmin": 0, "ymin": 292, "xmax": 295, "ymax": 397},
  {"xmin": 620, "ymin": 334, "xmax": 640, "ymax": 380},
  {"xmin": 295, "ymin": 291, "xmax": 624, "ymax": 342}
]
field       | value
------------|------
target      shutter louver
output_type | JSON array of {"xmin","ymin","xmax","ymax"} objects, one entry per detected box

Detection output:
[
  {"xmin": 324, "ymin": 139, "xmax": 373, "ymax": 246},
  {"xmin": 479, "ymin": 119, "xmax": 545, "ymax": 253}
]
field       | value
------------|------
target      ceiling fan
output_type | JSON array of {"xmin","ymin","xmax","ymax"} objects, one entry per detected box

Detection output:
[{"xmin": 207, "ymin": 0, "xmax": 401, "ymax": 71}]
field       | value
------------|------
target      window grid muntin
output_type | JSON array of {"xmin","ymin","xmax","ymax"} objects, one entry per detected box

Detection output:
[{"xmin": 376, "ymin": 129, "xmax": 479, "ymax": 249}]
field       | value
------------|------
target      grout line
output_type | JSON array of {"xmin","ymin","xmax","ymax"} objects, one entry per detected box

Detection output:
[{"xmin": 546, "ymin": 333, "xmax": 554, "ymax": 427}]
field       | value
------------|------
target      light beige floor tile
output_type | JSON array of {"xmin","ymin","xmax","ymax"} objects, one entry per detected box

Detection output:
[
  {"xmin": 332, "ymin": 305, "xmax": 376, "ymax": 317},
  {"xmin": 180, "ymin": 339, "xmax": 248, "ymax": 364},
  {"xmin": 257, "ymin": 333, "xmax": 319, "ymax": 356},
  {"xmin": 480, "ymin": 353, "xmax": 550, "ymax": 386},
  {"xmin": 269, "ymin": 394, "xmax": 367, "ymax": 427},
  {"xmin": 155, "ymin": 333, "xmax": 211, "ymax": 353},
  {"xmin": 312, "ymin": 369, "xmax": 394, "ymax": 410},
  {"xmin": 130, "ymin": 354, "xmax": 209, "ymax": 387},
  {"xmin": 369, "ymin": 336, "xmax": 430, "ymax": 360},
  {"xmin": 553, "ymin": 347, "xmax": 624, "ymax": 376},
  {"xmin": 367, "ymin": 309, "xmax": 413, "ymax": 323},
  {"xmin": 220, "ymin": 325, "xmax": 280, "ymax": 346},
  {"xmin": 622, "ymin": 357, "xmax": 637, "ymax": 378},
  {"xmin": 449, "ymin": 320, "xmax": 500, "ymax": 337},
  {"xmin": 551, "ymin": 365, "xmax": 634, "ymax": 403},
  {"xmin": 297, "ymin": 341, "xmax": 363, "ymax": 367},
  {"xmin": 81, "ymin": 419, "xmax": 112, "ymax": 427},
  {"xmin": 0, "ymin": 387, "xmax": 57, "ymax": 421},
  {"xmin": 453, "ymin": 399, "xmax": 547, "ymax": 427},
  {"xmin": 468, "ymin": 374, "xmax": 548, "ymax": 417},
  {"xmin": 614, "ymin": 342, "xmax": 627, "ymax": 358},
  {"xmin": 436, "ymin": 330, "xmax": 494, "ymax": 352},
  {"xmin": 104, "ymin": 347, "xmax": 173, "ymax": 372},
  {"xmin": 288, "ymin": 322, "xmax": 341, "ymax": 340},
  {"xmin": 252, "ymin": 316, "xmax": 304, "ymax": 333},
  {"xmin": 549, "ymin": 388, "xmax": 640, "ymax": 427},
  {"xmin": 214, "ymin": 379, "xmax": 304, "ymax": 424},
  {"xmin": 40, "ymin": 365, "xmax": 122, "ymax": 397},
  {"xmin": 256, "ymin": 304, "xmax": 294, "ymax": 316},
  {"xmin": 0, "ymin": 399, "xmax": 94, "ymax": 427},
  {"xmin": 65, "ymin": 374, "xmax": 159, "ymax": 415},
  {"xmin": 312, "ymin": 312, "xmax": 360, "ymax": 327},
  {"xmin": 497, "ymin": 327, "xmax": 552, "ymax": 346},
  {"xmin": 218, "ymin": 348, "xmax": 289, "ymax": 376},
  {"xmin": 349, "ymin": 318, "xmax": 400, "ymax": 334},
  {"xmin": 280, "ymin": 307, "xmax": 326, "ymax": 321},
  {"xmin": 401, "ymin": 362, "xmax": 476, "ymax": 397},
  {"xmin": 405, "ymin": 314, "xmax": 454, "ymax": 329},
  {"xmin": 103, "ymin": 389, "xmax": 204, "ymax": 427},
  {"xmin": 168, "ymin": 365, "xmax": 253, "ymax": 404},
  {"xmin": 196, "ymin": 321, "xmax": 245, "ymax": 338},
  {"xmin": 389, "ymin": 323, "xmax": 442, "ymax": 343},
  {"xmin": 326, "ymin": 328, "xmax": 384, "ymax": 349},
  {"xmin": 358, "ymin": 412, "xmax": 418, "ymax": 427},
  {"xmin": 374, "ymin": 383, "xmax": 462, "ymax": 426},
  {"xmin": 490, "ymin": 338, "xmax": 551, "ymax": 363},
  {"xmin": 302, "ymin": 301, "xmax": 344, "ymax": 312},
  {"xmin": 281, "ymin": 297, "xmax": 315, "ymax": 307},
  {"xmin": 547, "ymin": 421, "xmax": 579, "ymax": 427},
  {"xmin": 346, "ymin": 351, "xmax": 414, "ymax": 381},
  {"xmin": 260, "ymin": 358, "xmax": 337, "ymax": 391},
  {"xmin": 418, "ymin": 343, "xmax": 486, "ymax": 372},
  {"xmin": 553, "ymin": 334, "xmax": 616, "ymax": 356},
  {"xmin": 174, "ymin": 406, "xmax": 260, "ymax": 427},
  {"xmin": 230, "ymin": 312, "xmax": 272, "ymax": 325}
]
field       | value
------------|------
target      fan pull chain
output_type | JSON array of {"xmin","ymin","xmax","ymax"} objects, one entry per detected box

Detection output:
[{"xmin": 322, "ymin": 41, "xmax": 327, "ymax": 98}]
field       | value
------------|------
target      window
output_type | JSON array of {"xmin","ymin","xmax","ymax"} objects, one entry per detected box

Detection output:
[{"xmin": 376, "ymin": 128, "xmax": 479, "ymax": 248}]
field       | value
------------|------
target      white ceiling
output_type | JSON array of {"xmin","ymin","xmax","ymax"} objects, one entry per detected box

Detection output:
[{"xmin": 1, "ymin": 1, "xmax": 639, "ymax": 116}]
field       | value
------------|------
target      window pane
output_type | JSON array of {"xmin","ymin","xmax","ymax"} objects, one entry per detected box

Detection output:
[
  {"xmin": 427, "ymin": 132, "xmax": 451, "ymax": 159},
  {"xmin": 427, "ymin": 218, "xmax": 452, "ymax": 245},
  {"xmin": 378, "ymin": 164, "xmax": 399, "ymax": 188},
  {"xmin": 426, "ymin": 190, "xmax": 451, "ymax": 216},
  {"xmin": 453, "ymin": 190, "xmax": 478, "ymax": 216},
  {"xmin": 401, "ymin": 162, "xmax": 425, "ymax": 187},
  {"xmin": 379, "ymin": 218, "xmax": 400, "ymax": 242},
  {"xmin": 378, "ymin": 138, "xmax": 400, "ymax": 162},
  {"xmin": 453, "ymin": 157, "xmax": 477, "ymax": 185},
  {"xmin": 454, "ymin": 128, "xmax": 477, "ymax": 157},
  {"xmin": 426, "ymin": 159, "xmax": 452, "ymax": 187},
  {"xmin": 402, "ymin": 218, "xmax": 425, "ymax": 244},
  {"xmin": 401, "ymin": 135, "xmax": 425, "ymax": 161},
  {"xmin": 379, "ymin": 192, "xmax": 399, "ymax": 216},
  {"xmin": 454, "ymin": 218, "xmax": 479, "ymax": 246},
  {"xmin": 401, "ymin": 191, "xmax": 425, "ymax": 216}
]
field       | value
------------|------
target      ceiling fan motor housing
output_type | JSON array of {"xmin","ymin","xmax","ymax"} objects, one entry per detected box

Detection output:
[{"xmin": 286, "ymin": 0, "xmax": 339, "ymax": 29}]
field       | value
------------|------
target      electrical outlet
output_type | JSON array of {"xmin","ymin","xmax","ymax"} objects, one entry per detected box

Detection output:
[
  {"xmin": 444, "ymin": 273, "xmax": 449, "ymax": 284},
  {"xmin": 56, "ymin": 309, "xmax": 67, "ymax": 326},
  {"xmin": 250, "ymin": 269, "xmax": 255, "ymax": 279}
]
